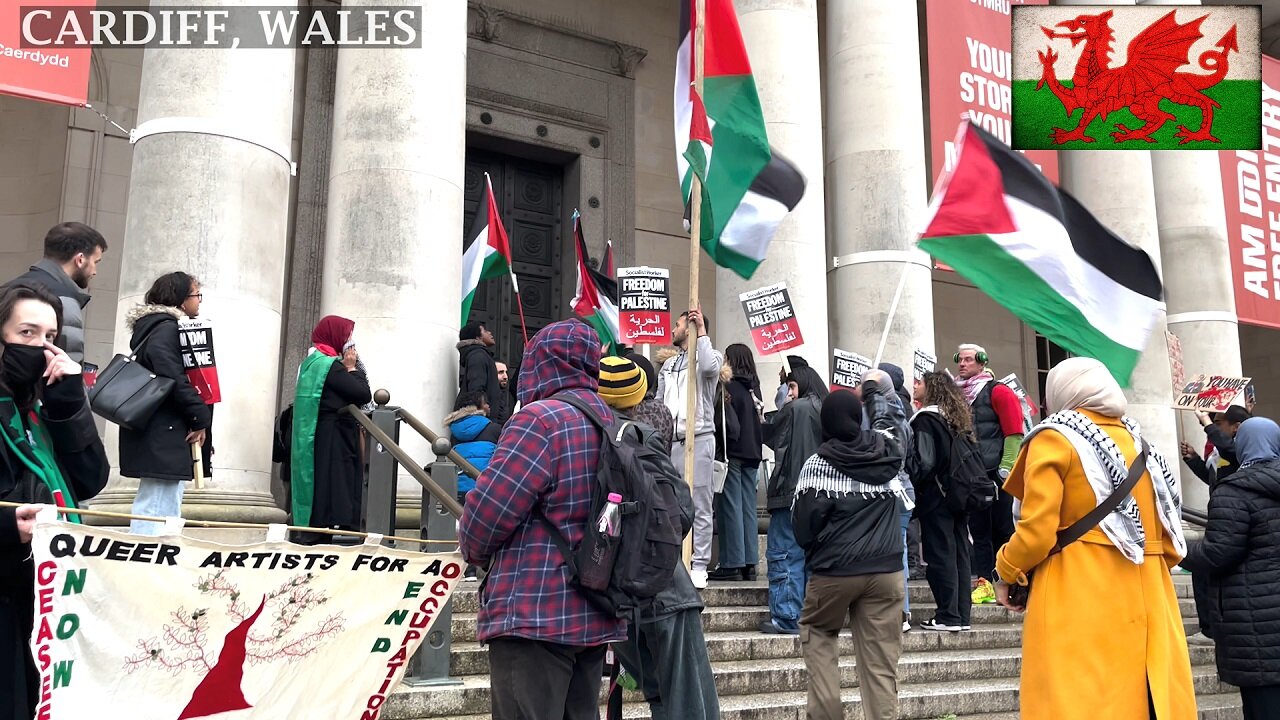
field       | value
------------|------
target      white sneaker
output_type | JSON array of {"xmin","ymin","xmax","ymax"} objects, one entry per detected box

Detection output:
[
  {"xmin": 691, "ymin": 569, "xmax": 708, "ymax": 589},
  {"xmin": 1187, "ymin": 632, "xmax": 1215, "ymax": 646},
  {"xmin": 902, "ymin": 620, "xmax": 911, "ymax": 633},
  {"xmin": 919, "ymin": 619, "xmax": 962, "ymax": 632}
]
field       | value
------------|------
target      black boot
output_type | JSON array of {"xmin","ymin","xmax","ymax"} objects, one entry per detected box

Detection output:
[
  {"xmin": 708, "ymin": 565, "xmax": 744, "ymax": 581},
  {"xmin": 741, "ymin": 565, "xmax": 758, "ymax": 581}
]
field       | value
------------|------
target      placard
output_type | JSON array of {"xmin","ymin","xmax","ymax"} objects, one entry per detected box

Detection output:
[
  {"xmin": 616, "ymin": 267, "xmax": 671, "ymax": 344},
  {"xmin": 1166, "ymin": 330, "xmax": 1186, "ymax": 395},
  {"xmin": 831, "ymin": 349, "xmax": 872, "ymax": 391},
  {"xmin": 1174, "ymin": 374, "xmax": 1252, "ymax": 412},
  {"xmin": 740, "ymin": 283, "xmax": 804, "ymax": 355},
  {"xmin": 179, "ymin": 318, "xmax": 221, "ymax": 404},
  {"xmin": 913, "ymin": 350, "xmax": 937, "ymax": 380}
]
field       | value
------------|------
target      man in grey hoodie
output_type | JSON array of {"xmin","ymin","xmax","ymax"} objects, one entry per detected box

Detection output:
[
  {"xmin": 7, "ymin": 222, "xmax": 108, "ymax": 364},
  {"xmin": 657, "ymin": 307, "xmax": 724, "ymax": 589}
]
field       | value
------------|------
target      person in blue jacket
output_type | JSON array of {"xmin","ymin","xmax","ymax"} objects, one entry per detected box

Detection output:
[{"xmin": 445, "ymin": 391, "xmax": 502, "ymax": 505}]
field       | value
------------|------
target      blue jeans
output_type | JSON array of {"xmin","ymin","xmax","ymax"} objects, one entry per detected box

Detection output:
[
  {"xmin": 900, "ymin": 501, "xmax": 912, "ymax": 616},
  {"xmin": 130, "ymin": 478, "xmax": 185, "ymax": 536},
  {"xmin": 766, "ymin": 508, "xmax": 807, "ymax": 630},
  {"xmin": 716, "ymin": 461, "xmax": 760, "ymax": 568}
]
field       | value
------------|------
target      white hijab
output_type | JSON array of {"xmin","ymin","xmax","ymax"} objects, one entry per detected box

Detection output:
[{"xmin": 1046, "ymin": 357, "xmax": 1127, "ymax": 417}]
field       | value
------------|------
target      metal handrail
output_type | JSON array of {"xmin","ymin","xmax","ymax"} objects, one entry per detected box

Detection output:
[
  {"xmin": 396, "ymin": 407, "xmax": 482, "ymax": 479},
  {"xmin": 1182, "ymin": 507, "xmax": 1208, "ymax": 528},
  {"xmin": 345, "ymin": 405, "xmax": 465, "ymax": 519}
]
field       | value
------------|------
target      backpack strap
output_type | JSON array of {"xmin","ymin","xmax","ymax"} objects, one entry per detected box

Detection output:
[
  {"xmin": 532, "ymin": 392, "xmax": 606, "ymax": 577},
  {"xmin": 1051, "ymin": 440, "xmax": 1149, "ymax": 554}
]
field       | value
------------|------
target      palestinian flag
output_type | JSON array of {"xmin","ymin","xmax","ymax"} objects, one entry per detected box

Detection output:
[
  {"xmin": 675, "ymin": 0, "xmax": 805, "ymax": 280},
  {"xmin": 918, "ymin": 121, "xmax": 1164, "ymax": 386},
  {"xmin": 571, "ymin": 211, "xmax": 621, "ymax": 354},
  {"xmin": 461, "ymin": 173, "xmax": 515, "ymax": 325}
]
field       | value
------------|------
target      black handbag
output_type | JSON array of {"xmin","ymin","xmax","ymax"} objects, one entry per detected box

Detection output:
[
  {"xmin": 88, "ymin": 323, "xmax": 175, "ymax": 431},
  {"xmin": 1007, "ymin": 440, "xmax": 1149, "ymax": 608}
]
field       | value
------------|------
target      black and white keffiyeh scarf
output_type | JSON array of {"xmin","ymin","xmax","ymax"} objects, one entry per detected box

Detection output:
[{"xmin": 1025, "ymin": 410, "xmax": 1186, "ymax": 564}]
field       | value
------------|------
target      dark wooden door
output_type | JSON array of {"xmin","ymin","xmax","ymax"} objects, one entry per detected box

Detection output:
[{"xmin": 462, "ymin": 150, "xmax": 564, "ymax": 392}]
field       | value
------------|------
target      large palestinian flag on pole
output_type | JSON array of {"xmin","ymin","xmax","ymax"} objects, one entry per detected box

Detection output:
[
  {"xmin": 918, "ymin": 121, "xmax": 1164, "ymax": 386},
  {"xmin": 571, "ymin": 211, "xmax": 621, "ymax": 354},
  {"xmin": 461, "ymin": 173, "xmax": 515, "ymax": 325},
  {"xmin": 675, "ymin": 0, "xmax": 806, "ymax": 280}
]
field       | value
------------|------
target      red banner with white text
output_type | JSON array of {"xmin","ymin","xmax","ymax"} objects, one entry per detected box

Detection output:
[
  {"xmin": 1219, "ymin": 56, "xmax": 1280, "ymax": 329},
  {"xmin": 0, "ymin": 1, "xmax": 93, "ymax": 105}
]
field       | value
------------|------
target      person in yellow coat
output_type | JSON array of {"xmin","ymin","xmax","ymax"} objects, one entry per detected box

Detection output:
[{"xmin": 994, "ymin": 357, "xmax": 1196, "ymax": 720}]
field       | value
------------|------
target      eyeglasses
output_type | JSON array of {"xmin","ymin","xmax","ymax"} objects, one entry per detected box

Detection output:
[{"xmin": 188, "ymin": 293, "xmax": 203, "ymax": 300}]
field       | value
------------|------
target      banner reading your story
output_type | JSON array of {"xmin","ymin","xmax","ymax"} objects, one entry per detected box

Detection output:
[{"xmin": 28, "ymin": 518, "xmax": 463, "ymax": 719}]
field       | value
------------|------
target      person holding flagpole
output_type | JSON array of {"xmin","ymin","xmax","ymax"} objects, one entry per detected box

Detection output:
[{"xmin": 658, "ymin": 308, "xmax": 723, "ymax": 589}]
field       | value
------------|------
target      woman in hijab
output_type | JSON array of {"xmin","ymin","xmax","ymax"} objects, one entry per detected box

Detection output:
[
  {"xmin": 760, "ymin": 365, "xmax": 827, "ymax": 634},
  {"xmin": 1181, "ymin": 417, "xmax": 1280, "ymax": 719},
  {"xmin": 993, "ymin": 357, "xmax": 1195, "ymax": 720},
  {"xmin": 793, "ymin": 370, "xmax": 912, "ymax": 720},
  {"xmin": 290, "ymin": 315, "xmax": 371, "ymax": 543}
]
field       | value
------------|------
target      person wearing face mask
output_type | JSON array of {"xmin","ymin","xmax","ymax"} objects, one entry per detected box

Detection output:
[
  {"xmin": 120, "ymin": 272, "xmax": 213, "ymax": 535},
  {"xmin": 0, "ymin": 283, "xmax": 109, "ymax": 720}
]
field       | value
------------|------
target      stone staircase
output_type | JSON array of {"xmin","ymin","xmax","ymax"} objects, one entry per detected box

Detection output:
[{"xmin": 382, "ymin": 574, "xmax": 1242, "ymax": 720}]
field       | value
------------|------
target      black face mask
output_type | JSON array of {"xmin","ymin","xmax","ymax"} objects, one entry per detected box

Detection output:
[{"xmin": 2, "ymin": 343, "xmax": 48, "ymax": 391}]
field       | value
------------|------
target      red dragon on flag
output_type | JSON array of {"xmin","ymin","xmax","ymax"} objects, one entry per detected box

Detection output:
[{"xmin": 1032, "ymin": 9, "xmax": 1241, "ymax": 145}]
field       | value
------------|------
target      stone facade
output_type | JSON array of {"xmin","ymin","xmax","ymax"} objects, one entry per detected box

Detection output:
[{"xmin": 0, "ymin": 0, "xmax": 1275, "ymax": 523}]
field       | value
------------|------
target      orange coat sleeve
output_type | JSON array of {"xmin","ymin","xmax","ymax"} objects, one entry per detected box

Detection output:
[{"xmin": 996, "ymin": 430, "xmax": 1074, "ymax": 586}]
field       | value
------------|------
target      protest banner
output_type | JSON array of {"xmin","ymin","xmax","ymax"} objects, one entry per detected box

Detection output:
[
  {"xmin": 1174, "ymin": 374, "xmax": 1252, "ymax": 412},
  {"xmin": 28, "ymin": 518, "xmax": 463, "ymax": 718},
  {"xmin": 913, "ymin": 350, "xmax": 937, "ymax": 380},
  {"xmin": 831, "ymin": 349, "xmax": 872, "ymax": 392},
  {"xmin": 740, "ymin": 283, "xmax": 804, "ymax": 355},
  {"xmin": 1166, "ymin": 331, "xmax": 1186, "ymax": 395},
  {"xmin": 179, "ymin": 318, "xmax": 221, "ymax": 404},
  {"xmin": 616, "ymin": 267, "xmax": 671, "ymax": 344}
]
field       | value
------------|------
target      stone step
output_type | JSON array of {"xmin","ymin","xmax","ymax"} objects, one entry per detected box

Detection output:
[
  {"xmin": 446, "ymin": 625, "xmax": 1216, "ymax": 679},
  {"xmin": 385, "ymin": 667, "xmax": 1229, "ymax": 720},
  {"xmin": 447, "ymin": 598, "xmax": 1200, "ymax": 643},
  {"xmin": 446, "ymin": 577, "xmax": 1195, "ymax": 614}
]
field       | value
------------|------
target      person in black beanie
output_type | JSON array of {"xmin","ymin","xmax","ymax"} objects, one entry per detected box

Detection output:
[
  {"xmin": 456, "ymin": 321, "xmax": 504, "ymax": 422},
  {"xmin": 794, "ymin": 370, "xmax": 911, "ymax": 720}
]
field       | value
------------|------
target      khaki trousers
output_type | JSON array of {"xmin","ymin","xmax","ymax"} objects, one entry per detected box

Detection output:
[{"xmin": 799, "ymin": 572, "xmax": 904, "ymax": 720}]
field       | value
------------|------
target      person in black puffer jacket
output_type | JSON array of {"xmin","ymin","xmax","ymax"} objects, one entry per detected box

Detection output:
[
  {"xmin": 1182, "ymin": 416, "xmax": 1280, "ymax": 720},
  {"xmin": 760, "ymin": 365, "xmax": 827, "ymax": 634},
  {"xmin": 794, "ymin": 370, "xmax": 911, "ymax": 720}
]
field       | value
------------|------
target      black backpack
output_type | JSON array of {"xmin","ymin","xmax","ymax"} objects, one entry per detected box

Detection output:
[
  {"xmin": 916, "ymin": 412, "xmax": 996, "ymax": 513},
  {"xmin": 537, "ymin": 395, "xmax": 686, "ymax": 617}
]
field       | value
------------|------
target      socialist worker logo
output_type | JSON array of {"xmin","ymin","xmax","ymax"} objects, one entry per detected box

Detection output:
[{"xmin": 1010, "ymin": 5, "xmax": 1262, "ymax": 150}]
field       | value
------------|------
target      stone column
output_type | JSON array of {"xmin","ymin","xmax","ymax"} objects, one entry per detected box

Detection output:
[
  {"xmin": 825, "ymin": 0, "xmax": 935, "ymax": 377},
  {"xmin": 1145, "ymin": 0, "xmax": 1240, "ymax": 515},
  {"xmin": 320, "ymin": 0, "xmax": 466, "ymax": 527},
  {"xmin": 1053, "ymin": 1, "xmax": 1177, "ymax": 502},
  {"xmin": 717, "ymin": 0, "xmax": 829, "ymax": 391},
  {"xmin": 91, "ymin": 1, "xmax": 297, "ymax": 523}
]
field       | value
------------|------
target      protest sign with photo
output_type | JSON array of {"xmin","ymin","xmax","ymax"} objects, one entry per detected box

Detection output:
[
  {"xmin": 1174, "ymin": 374, "xmax": 1252, "ymax": 412},
  {"xmin": 740, "ymin": 283, "xmax": 804, "ymax": 355},
  {"xmin": 913, "ymin": 350, "xmax": 937, "ymax": 380},
  {"xmin": 616, "ymin": 267, "xmax": 671, "ymax": 344},
  {"xmin": 831, "ymin": 349, "xmax": 872, "ymax": 391},
  {"xmin": 28, "ymin": 518, "xmax": 463, "ymax": 719},
  {"xmin": 179, "ymin": 318, "xmax": 221, "ymax": 404}
]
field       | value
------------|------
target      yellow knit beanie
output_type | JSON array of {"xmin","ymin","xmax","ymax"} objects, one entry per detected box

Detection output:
[{"xmin": 599, "ymin": 356, "xmax": 648, "ymax": 410}]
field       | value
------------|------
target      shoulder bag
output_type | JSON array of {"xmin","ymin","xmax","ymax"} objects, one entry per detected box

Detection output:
[
  {"xmin": 1007, "ymin": 439, "xmax": 1148, "ymax": 607},
  {"xmin": 712, "ymin": 388, "xmax": 730, "ymax": 494},
  {"xmin": 88, "ymin": 322, "xmax": 175, "ymax": 431}
]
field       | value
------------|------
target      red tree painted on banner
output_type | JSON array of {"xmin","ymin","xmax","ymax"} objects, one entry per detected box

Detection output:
[{"xmin": 124, "ymin": 571, "xmax": 345, "ymax": 682}]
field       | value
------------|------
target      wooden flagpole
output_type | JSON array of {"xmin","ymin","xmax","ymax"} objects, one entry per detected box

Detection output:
[{"xmin": 681, "ymin": 0, "xmax": 707, "ymax": 570}]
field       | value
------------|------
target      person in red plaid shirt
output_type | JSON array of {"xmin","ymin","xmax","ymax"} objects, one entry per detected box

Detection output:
[{"xmin": 459, "ymin": 319, "xmax": 627, "ymax": 720}]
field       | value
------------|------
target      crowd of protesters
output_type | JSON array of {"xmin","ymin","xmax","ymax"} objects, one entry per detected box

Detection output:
[{"xmin": 3, "ymin": 221, "xmax": 1276, "ymax": 720}]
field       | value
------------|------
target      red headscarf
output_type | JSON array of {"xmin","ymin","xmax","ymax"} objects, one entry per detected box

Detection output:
[{"xmin": 311, "ymin": 315, "xmax": 355, "ymax": 357}]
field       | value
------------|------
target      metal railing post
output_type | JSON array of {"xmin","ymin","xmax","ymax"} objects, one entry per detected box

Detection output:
[
  {"xmin": 405, "ymin": 437, "xmax": 462, "ymax": 687},
  {"xmin": 363, "ymin": 390, "xmax": 399, "ymax": 538}
]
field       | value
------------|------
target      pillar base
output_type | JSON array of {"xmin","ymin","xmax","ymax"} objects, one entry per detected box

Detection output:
[{"xmin": 88, "ymin": 488, "xmax": 286, "ymax": 526}]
